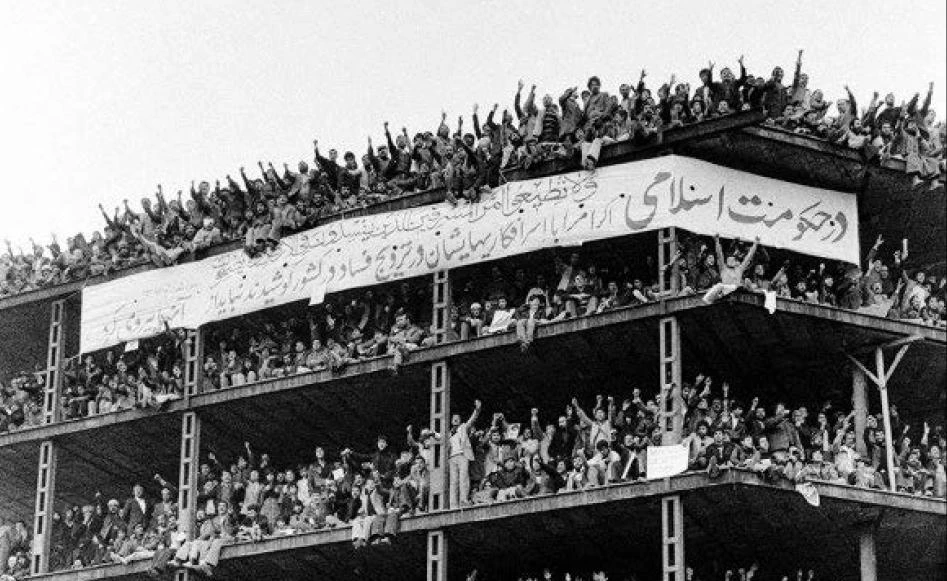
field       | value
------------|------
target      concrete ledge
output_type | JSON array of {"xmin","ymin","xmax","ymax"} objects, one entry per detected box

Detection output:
[
  {"xmin": 27, "ymin": 471, "xmax": 944, "ymax": 581},
  {"xmin": 2, "ymin": 293, "xmax": 943, "ymax": 449}
]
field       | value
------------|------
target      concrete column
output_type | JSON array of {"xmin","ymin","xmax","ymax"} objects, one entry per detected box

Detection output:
[
  {"xmin": 875, "ymin": 348, "xmax": 897, "ymax": 492},
  {"xmin": 431, "ymin": 270, "xmax": 451, "ymax": 345},
  {"xmin": 427, "ymin": 529, "xmax": 448, "ymax": 581},
  {"xmin": 662, "ymin": 494, "xmax": 685, "ymax": 581},
  {"xmin": 177, "ymin": 411, "xmax": 201, "ymax": 539},
  {"xmin": 859, "ymin": 526, "xmax": 877, "ymax": 581},
  {"xmin": 852, "ymin": 366, "xmax": 869, "ymax": 457},
  {"xmin": 182, "ymin": 328, "xmax": 204, "ymax": 399},
  {"xmin": 29, "ymin": 440, "xmax": 57, "ymax": 575},
  {"xmin": 659, "ymin": 317, "xmax": 683, "ymax": 445},
  {"xmin": 42, "ymin": 299, "xmax": 66, "ymax": 425},
  {"xmin": 429, "ymin": 362, "xmax": 450, "ymax": 511},
  {"xmin": 657, "ymin": 228, "xmax": 680, "ymax": 295}
]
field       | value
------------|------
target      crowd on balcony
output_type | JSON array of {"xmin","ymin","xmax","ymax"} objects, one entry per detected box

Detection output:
[
  {"xmin": 2, "ymin": 227, "xmax": 943, "ymax": 438},
  {"xmin": 674, "ymin": 232, "xmax": 946, "ymax": 328},
  {"xmin": 1, "ymin": 52, "xmax": 942, "ymax": 301},
  {"xmin": 26, "ymin": 369, "xmax": 943, "ymax": 577}
]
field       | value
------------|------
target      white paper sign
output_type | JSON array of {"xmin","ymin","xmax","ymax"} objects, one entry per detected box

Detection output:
[
  {"xmin": 81, "ymin": 156, "xmax": 859, "ymax": 353},
  {"xmin": 646, "ymin": 444, "xmax": 689, "ymax": 479}
]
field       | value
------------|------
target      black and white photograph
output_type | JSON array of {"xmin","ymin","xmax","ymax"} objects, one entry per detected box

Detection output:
[{"xmin": 0, "ymin": 2, "xmax": 945, "ymax": 580}]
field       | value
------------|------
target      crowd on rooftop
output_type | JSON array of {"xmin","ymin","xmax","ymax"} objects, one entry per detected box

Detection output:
[
  {"xmin": 3, "ymin": 368, "xmax": 937, "ymax": 578},
  {"xmin": 1, "ymin": 52, "xmax": 943, "ymax": 300}
]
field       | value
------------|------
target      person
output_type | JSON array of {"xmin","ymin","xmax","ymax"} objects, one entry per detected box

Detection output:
[
  {"xmin": 703, "ymin": 236, "xmax": 760, "ymax": 303},
  {"xmin": 448, "ymin": 400, "xmax": 482, "ymax": 507}
]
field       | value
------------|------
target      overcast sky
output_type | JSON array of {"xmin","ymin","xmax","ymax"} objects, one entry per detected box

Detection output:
[{"xmin": 1, "ymin": 0, "xmax": 944, "ymax": 250}]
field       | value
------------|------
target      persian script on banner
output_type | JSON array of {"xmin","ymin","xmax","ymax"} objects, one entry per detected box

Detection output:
[{"xmin": 80, "ymin": 156, "xmax": 859, "ymax": 353}]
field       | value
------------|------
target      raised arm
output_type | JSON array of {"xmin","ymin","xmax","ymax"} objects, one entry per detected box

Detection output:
[
  {"xmin": 465, "ymin": 399, "xmax": 483, "ymax": 431},
  {"xmin": 98, "ymin": 203, "xmax": 118, "ymax": 230},
  {"xmin": 514, "ymin": 80, "xmax": 525, "ymax": 120},
  {"xmin": 571, "ymin": 397, "xmax": 592, "ymax": 427},
  {"xmin": 384, "ymin": 122, "xmax": 397, "ymax": 153},
  {"xmin": 714, "ymin": 234, "xmax": 725, "ymax": 268},
  {"xmin": 845, "ymin": 86, "xmax": 858, "ymax": 120},
  {"xmin": 740, "ymin": 237, "xmax": 760, "ymax": 270},
  {"xmin": 790, "ymin": 50, "xmax": 803, "ymax": 95},
  {"xmin": 920, "ymin": 82, "xmax": 934, "ymax": 116},
  {"xmin": 524, "ymin": 85, "xmax": 537, "ymax": 116}
]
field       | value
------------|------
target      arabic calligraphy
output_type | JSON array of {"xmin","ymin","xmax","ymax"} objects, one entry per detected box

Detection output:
[{"xmin": 80, "ymin": 156, "xmax": 860, "ymax": 353}]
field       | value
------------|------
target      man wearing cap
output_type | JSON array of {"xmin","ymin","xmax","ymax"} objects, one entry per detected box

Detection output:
[
  {"xmin": 99, "ymin": 499, "xmax": 126, "ymax": 547},
  {"xmin": 448, "ymin": 399, "xmax": 482, "ymax": 507}
]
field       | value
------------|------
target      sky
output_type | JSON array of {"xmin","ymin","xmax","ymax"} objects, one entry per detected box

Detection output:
[{"xmin": 1, "ymin": 0, "xmax": 945, "ymax": 251}]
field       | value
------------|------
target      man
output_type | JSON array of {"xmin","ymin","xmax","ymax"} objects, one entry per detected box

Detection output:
[
  {"xmin": 582, "ymin": 76, "xmax": 611, "ymax": 131},
  {"xmin": 345, "ymin": 435, "xmax": 397, "ymax": 486},
  {"xmin": 487, "ymin": 456, "xmax": 529, "ymax": 501},
  {"xmin": 703, "ymin": 236, "xmax": 760, "ymax": 303},
  {"xmin": 448, "ymin": 400, "xmax": 482, "ymax": 507},
  {"xmin": 190, "ymin": 217, "xmax": 222, "ymax": 251},
  {"xmin": 559, "ymin": 87, "xmax": 584, "ymax": 142},
  {"xmin": 760, "ymin": 64, "xmax": 788, "ymax": 117}
]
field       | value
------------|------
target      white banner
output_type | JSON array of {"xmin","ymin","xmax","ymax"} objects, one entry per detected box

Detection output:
[
  {"xmin": 646, "ymin": 444, "xmax": 690, "ymax": 480},
  {"xmin": 80, "ymin": 156, "xmax": 859, "ymax": 353}
]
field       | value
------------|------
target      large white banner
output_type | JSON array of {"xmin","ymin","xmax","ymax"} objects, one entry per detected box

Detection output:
[{"xmin": 80, "ymin": 156, "xmax": 859, "ymax": 352}]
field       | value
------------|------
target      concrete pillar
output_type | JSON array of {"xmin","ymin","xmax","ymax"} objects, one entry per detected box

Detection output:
[
  {"xmin": 431, "ymin": 270, "xmax": 451, "ymax": 345},
  {"xmin": 874, "ymin": 348, "xmax": 897, "ymax": 492},
  {"xmin": 658, "ymin": 228, "xmax": 680, "ymax": 295},
  {"xmin": 29, "ymin": 441, "xmax": 57, "ymax": 575},
  {"xmin": 32, "ymin": 300, "xmax": 67, "ymax": 575},
  {"xmin": 429, "ymin": 362, "xmax": 450, "ymax": 511},
  {"xmin": 859, "ymin": 527, "xmax": 877, "ymax": 581},
  {"xmin": 177, "ymin": 411, "xmax": 201, "ymax": 539},
  {"xmin": 182, "ymin": 328, "xmax": 203, "ymax": 399},
  {"xmin": 852, "ymin": 366, "xmax": 869, "ymax": 457},
  {"xmin": 42, "ymin": 299, "xmax": 66, "ymax": 425},
  {"xmin": 427, "ymin": 529, "xmax": 448, "ymax": 581},
  {"xmin": 662, "ymin": 494, "xmax": 685, "ymax": 581},
  {"xmin": 659, "ymin": 317, "xmax": 683, "ymax": 445}
]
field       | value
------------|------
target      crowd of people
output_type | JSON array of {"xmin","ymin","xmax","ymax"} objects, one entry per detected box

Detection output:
[
  {"xmin": 763, "ymin": 55, "xmax": 944, "ymax": 189},
  {"xmin": 667, "ymin": 232, "xmax": 946, "ymax": 327},
  {"xmin": 2, "ymin": 227, "xmax": 943, "ymax": 437},
  {"xmin": 19, "ymin": 371, "xmax": 941, "ymax": 578},
  {"xmin": 2, "ymin": 53, "xmax": 942, "ymax": 300}
]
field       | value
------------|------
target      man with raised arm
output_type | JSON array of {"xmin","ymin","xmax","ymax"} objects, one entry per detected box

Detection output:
[
  {"xmin": 448, "ymin": 399, "xmax": 482, "ymax": 507},
  {"xmin": 703, "ymin": 235, "xmax": 760, "ymax": 303}
]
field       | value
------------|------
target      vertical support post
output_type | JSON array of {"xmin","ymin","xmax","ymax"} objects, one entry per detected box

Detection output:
[
  {"xmin": 427, "ymin": 529, "xmax": 448, "ymax": 581},
  {"xmin": 874, "ymin": 348, "xmax": 897, "ymax": 492},
  {"xmin": 178, "ymin": 411, "xmax": 201, "ymax": 539},
  {"xmin": 43, "ymin": 299, "xmax": 66, "ymax": 425},
  {"xmin": 432, "ymin": 270, "xmax": 452, "ymax": 345},
  {"xmin": 659, "ymin": 317, "xmax": 683, "ymax": 444},
  {"xmin": 661, "ymin": 494, "xmax": 685, "ymax": 581},
  {"xmin": 852, "ymin": 366, "xmax": 869, "ymax": 457},
  {"xmin": 30, "ymin": 440, "xmax": 57, "ymax": 575},
  {"xmin": 658, "ymin": 228, "xmax": 680, "ymax": 295},
  {"xmin": 858, "ymin": 525, "xmax": 877, "ymax": 581},
  {"xmin": 429, "ymin": 361, "xmax": 451, "ymax": 511},
  {"xmin": 182, "ymin": 328, "xmax": 204, "ymax": 400}
]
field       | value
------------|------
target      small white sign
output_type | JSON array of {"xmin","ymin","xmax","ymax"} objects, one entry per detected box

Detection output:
[{"xmin": 646, "ymin": 444, "xmax": 689, "ymax": 479}]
